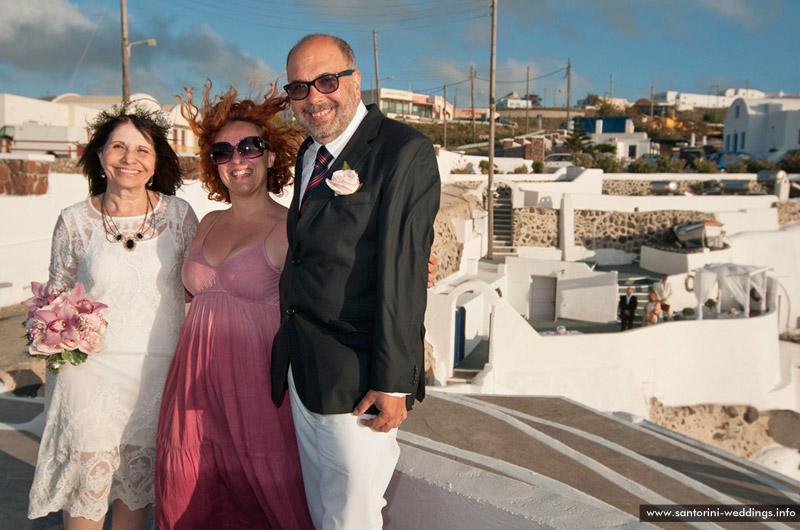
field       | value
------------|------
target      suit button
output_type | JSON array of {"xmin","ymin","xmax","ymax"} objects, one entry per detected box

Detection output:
[
  {"xmin": 286, "ymin": 307, "xmax": 296, "ymax": 315},
  {"xmin": 292, "ymin": 257, "xmax": 300, "ymax": 266}
]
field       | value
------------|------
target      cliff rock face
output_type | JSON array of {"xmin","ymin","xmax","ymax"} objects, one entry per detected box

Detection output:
[
  {"xmin": 777, "ymin": 200, "xmax": 800, "ymax": 225},
  {"xmin": 431, "ymin": 185, "xmax": 481, "ymax": 282}
]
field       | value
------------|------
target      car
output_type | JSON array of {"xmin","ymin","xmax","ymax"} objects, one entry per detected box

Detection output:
[
  {"xmin": 640, "ymin": 153, "xmax": 661, "ymax": 166},
  {"xmin": 708, "ymin": 152, "xmax": 763, "ymax": 172},
  {"xmin": 677, "ymin": 147, "xmax": 705, "ymax": 164},
  {"xmin": 544, "ymin": 153, "xmax": 574, "ymax": 171}
]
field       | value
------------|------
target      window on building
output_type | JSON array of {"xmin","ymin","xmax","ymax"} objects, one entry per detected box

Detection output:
[
  {"xmin": 411, "ymin": 105, "xmax": 432, "ymax": 119},
  {"xmin": 741, "ymin": 132, "xmax": 745, "ymax": 150},
  {"xmin": 733, "ymin": 132, "xmax": 738, "ymax": 152},
  {"xmin": 725, "ymin": 135, "xmax": 730, "ymax": 151},
  {"xmin": 381, "ymin": 100, "xmax": 409, "ymax": 115},
  {"xmin": 628, "ymin": 145, "xmax": 636, "ymax": 158},
  {"xmin": 735, "ymin": 105, "xmax": 740, "ymax": 119}
]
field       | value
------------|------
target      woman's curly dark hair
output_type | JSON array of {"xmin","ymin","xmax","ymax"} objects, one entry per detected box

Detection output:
[
  {"xmin": 79, "ymin": 108, "xmax": 181, "ymax": 197},
  {"xmin": 177, "ymin": 79, "xmax": 300, "ymax": 203}
]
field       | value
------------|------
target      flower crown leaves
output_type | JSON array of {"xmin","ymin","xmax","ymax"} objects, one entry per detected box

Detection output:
[{"xmin": 89, "ymin": 103, "xmax": 171, "ymax": 132}]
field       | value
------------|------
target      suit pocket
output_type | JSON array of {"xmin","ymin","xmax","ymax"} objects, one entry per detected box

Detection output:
[{"xmin": 330, "ymin": 191, "xmax": 372, "ymax": 207}]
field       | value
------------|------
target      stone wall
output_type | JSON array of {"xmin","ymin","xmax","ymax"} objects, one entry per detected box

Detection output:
[
  {"xmin": 51, "ymin": 158, "xmax": 80, "ymax": 174},
  {"xmin": 512, "ymin": 208, "xmax": 558, "ymax": 247},
  {"xmin": 511, "ymin": 207, "xmax": 718, "ymax": 253},
  {"xmin": 603, "ymin": 178, "xmax": 765, "ymax": 196},
  {"xmin": 573, "ymin": 210, "xmax": 717, "ymax": 253},
  {"xmin": 0, "ymin": 159, "xmax": 50, "ymax": 195},
  {"xmin": 431, "ymin": 185, "xmax": 481, "ymax": 281},
  {"xmin": 602, "ymin": 179, "xmax": 699, "ymax": 196},
  {"xmin": 777, "ymin": 200, "xmax": 800, "ymax": 226}
]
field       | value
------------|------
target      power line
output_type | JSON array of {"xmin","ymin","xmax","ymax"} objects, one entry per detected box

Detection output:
[{"xmin": 475, "ymin": 66, "xmax": 566, "ymax": 84}]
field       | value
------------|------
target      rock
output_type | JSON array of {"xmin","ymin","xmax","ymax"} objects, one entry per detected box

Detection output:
[
  {"xmin": 767, "ymin": 410, "xmax": 800, "ymax": 449},
  {"xmin": 744, "ymin": 406, "xmax": 760, "ymax": 423}
]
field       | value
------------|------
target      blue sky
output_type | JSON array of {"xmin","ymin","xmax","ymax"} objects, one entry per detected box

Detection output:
[{"xmin": 0, "ymin": 0, "xmax": 797, "ymax": 107}]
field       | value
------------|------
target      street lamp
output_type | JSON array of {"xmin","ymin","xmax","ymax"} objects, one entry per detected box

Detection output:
[
  {"xmin": 122, "ymin": 38, "xmax": 156, "ymax": 105},
  {"xmin": 121, "ymin": 0, "xmax": 156, "ymax": 105}
]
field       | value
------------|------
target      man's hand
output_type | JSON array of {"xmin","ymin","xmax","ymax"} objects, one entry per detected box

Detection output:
[
  {"xmin": 353, "ymin": 390, "xmax": 407, "ymax": 433},
  {"xmin": 427, "ymin": 254, "xmax": 438, "ymax": 288}
]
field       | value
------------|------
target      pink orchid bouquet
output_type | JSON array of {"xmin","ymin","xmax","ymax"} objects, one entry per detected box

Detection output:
[{"xmin": 22, "ymin": 282, "xmax": 108, "ymax": 374}]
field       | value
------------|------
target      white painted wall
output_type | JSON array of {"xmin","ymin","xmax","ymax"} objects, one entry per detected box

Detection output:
[
  {"xmin": 505, "ymin": 258, "xmax": 618, "ymax": 322},
  {"xmin": 727, "ymin": 222, "xmax": 800, "ymax": 330},
  {"xmin": 446, "ymin": 299, "xmax": 794, "ymax": 417}
]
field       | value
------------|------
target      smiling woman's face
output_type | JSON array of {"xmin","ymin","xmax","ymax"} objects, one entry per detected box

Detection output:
[{"xmin": 98, "ymin": 121, "xmax": 156, "ymax": 193}]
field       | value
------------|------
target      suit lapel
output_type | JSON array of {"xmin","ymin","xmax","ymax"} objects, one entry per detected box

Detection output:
[
  {"xmin": 293, "ymin": 105, "xmax": 383, "ymax": 235},
  {"xmin": 287, "ymin": 137, "xmax": 313, "ymax": 242}
]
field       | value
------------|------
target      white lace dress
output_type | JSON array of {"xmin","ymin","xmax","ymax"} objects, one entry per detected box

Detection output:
[{"xmin": 28, "ymin": 193, "xmax": 198, "ymax": 521}]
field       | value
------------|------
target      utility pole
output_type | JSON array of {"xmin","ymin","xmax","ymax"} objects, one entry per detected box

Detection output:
[
  {"xmin": 470, "ymin": 65, "xmax": 476, "ymax": 143},
  {"xmin": 650, "ymin": 86, "xmax": 655, "ymax": 120},
  {"xmin": 373, "ymin": 30, "xmax": 381, "ymax": 112},
  {"xmin": 120, "ymin": 0, "xmax": 130, "ymax": 105},
  {"xmin": 487, "ymin": 0, "xmax": 497, "ymax": 259},
  {"xmin": 443, "ymin": 84, "xmax": 447, "ymax": 150},
  {"xmin": 566, "ymin": 58, "xmax": 571, "ymax": 129},
  {"xmin": 610, "ymin": 73, "xmax": 614, "ymax": 100},
  {"xmin": 525, "ymin": 65, "xmax": 530, "ymax": 134}
]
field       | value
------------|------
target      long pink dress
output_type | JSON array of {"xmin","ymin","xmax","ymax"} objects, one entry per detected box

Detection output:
[{"xmin": 155, "ymin": 215, "xmax": 312, "ymax": 529}]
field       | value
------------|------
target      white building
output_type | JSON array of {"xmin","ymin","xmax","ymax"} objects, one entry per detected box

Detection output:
[
  {"xmin": 0, "ymin": 93, "xmax": 198, "ymax": 157},
  {"xmin": 723, "ymin": 96, "xmax": 800, "ymax": 160},
  {"xmin": 361, "ymin": 87, "xmax": 454, "ymax": 121},
  {"xmin": 497, "ymin": 91, "xmax": 536, "ymax": 110},
  {"xmin": 572, "ymin": 116, "xmax": 655, "ymax": 160},
  {"xmin": 655, "ymin": 88, "xmax": 769, "ymax": 111}
]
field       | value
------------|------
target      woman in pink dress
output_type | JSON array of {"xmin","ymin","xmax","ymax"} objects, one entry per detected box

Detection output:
[{"xmin": 155, "ymin": 81, "xmax": 313, "ymax": 529}]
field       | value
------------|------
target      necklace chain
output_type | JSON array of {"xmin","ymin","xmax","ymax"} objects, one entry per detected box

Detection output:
[{"xmin": 100, "ymin": 192, "xmax": 155, "ymax": 251}]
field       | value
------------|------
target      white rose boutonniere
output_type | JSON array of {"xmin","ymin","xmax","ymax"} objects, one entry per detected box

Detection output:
[{"xmin": 326, "ymin": 161, "xmax": 361, "ymax": 196}]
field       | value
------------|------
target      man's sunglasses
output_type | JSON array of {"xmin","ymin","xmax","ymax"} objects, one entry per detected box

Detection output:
[
  {"xmin": 283, "ymin": 69, "xmax": 355, "ymax": 101},
  {"xmin": 210, "ymin": 136, "xmax": 266, "ymax": 165}
]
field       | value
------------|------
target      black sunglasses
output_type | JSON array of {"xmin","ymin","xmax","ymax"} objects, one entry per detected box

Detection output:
[
  {"xmin": 283, "ymin": 69, "xmax": 355, "ymax": 101},
  {"xmin": 210, "ymin": 136, "xmax": 266, "ymax": 165}
]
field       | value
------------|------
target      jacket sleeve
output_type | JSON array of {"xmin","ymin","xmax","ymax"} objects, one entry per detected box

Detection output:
[{"xmin": 370, "ymin": 136, "xmax": 441, "ymax": 393}]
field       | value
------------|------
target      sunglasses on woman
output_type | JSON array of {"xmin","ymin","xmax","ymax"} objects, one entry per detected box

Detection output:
[
  {"xmin": 210, "ymin": 136, "xmax": 266, "ymax": 165},
  {"xmin": 283, "ymin": 69, "xmax": 355, "ymax": 101}
]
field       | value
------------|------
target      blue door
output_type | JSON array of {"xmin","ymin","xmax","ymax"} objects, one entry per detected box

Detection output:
[{"xmin": 454, "ymin": 306, "xmax": 466, "ymax": 366}]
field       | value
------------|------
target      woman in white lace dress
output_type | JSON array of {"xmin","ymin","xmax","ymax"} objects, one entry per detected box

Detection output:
[{"xmin": 28, "ymin": 106, "xmax": 198, "ymax": 529}]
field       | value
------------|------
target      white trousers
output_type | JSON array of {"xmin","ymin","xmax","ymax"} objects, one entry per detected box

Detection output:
[{"xmin": 288, "ymin": 371, "xmax": 400, "ymax": 530}]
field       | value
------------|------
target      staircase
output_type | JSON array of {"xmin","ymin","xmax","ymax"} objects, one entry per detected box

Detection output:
[
  {"xmin": 617, "ymin": 278, "xmax": 657, "ymax": 327},
  {"xmin": 491, "ymin": 187, "xmax": 515, "ymax": 257}
]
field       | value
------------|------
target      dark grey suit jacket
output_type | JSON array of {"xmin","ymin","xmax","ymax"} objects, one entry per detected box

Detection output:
[{"xmin": 271, "ymin": 104, "xmax": 441, "ymax": 414}]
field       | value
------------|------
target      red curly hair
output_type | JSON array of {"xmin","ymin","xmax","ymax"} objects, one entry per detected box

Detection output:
[{"xmin": 177, "ymin": 79, "xmax": 300, "ymax": 203}]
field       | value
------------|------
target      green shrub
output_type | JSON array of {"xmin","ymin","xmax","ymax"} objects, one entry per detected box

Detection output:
[
  {"xmin": 592, "ymin": 152, "xmax": 622, "ymax": 173},
  {"xmin": 627, "ymin": 159, "xmax": 656, "ymax": 173},
  {"xmin": 746, "ymin": 158, "xmax": 775, "ymax": 173},
  {"xmin": 450, "ymin": 167, "xmax": 468, "ymax": 174},
  {"xmin": 513, "ymin": 164, "xmax": 529, "ymax": 174},
  {"xmin": 656, "ymin": 157, "xmax": 686, "ymax": 173},
  {"xmin": 779, "ymin": 154, "xmax": 800, "ymax": 173},
  {"xmin": 573, "ymin": 153, "xmax": 593, "ymax": 168},
  {"xmin": 531, "ymin": 160, "xmax": 544, "ymax": 173},
  {"xmin": 593, "ymin": 143, "xmax": 617, "ymax": 154},
  {"xmin": 479, "ymin": 160, "xmax": 498, "ymax": 172},
  {"xmin": 692, "ymin": 159, "xmax": 718, "ymax": 173}
]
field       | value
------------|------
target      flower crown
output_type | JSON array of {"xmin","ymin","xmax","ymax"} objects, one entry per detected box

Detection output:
[{"xmin": 89, "ymin": 103, "xmax": 171, "ymax": 132}]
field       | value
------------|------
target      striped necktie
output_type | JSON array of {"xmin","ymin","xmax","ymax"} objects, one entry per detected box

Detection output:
[{"xmin": 300, "ymin": 145, "xmax": 332, "ymax": 214}]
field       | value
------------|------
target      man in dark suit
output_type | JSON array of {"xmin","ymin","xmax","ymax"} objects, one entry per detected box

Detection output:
[
  {"xmin": 271, "ymin": 34, "xmax": 440, "ymax": 529},
  {"xmin": 619, "ymin": 286, "xmax": 637, "ymax": 331}
]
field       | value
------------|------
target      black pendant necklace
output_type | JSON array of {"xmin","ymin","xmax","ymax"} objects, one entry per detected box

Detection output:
[{"xmin": 100, "ymin": 192, "xmax": 154, "ymax": 251}]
